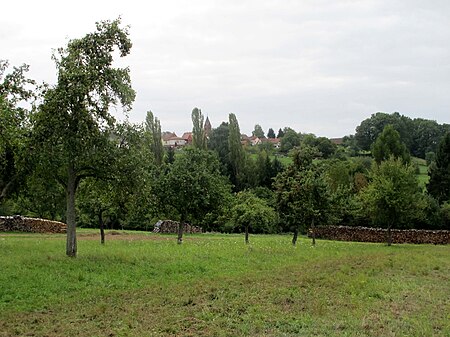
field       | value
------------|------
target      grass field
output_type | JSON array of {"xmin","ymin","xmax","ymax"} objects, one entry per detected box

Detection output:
[{"xmin": 1, "ymin": 230, "xmax": 449, "ymax": 336}]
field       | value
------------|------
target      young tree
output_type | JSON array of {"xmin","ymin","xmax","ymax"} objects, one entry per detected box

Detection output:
[
  {"xmin": 230, "ymin": 191, "xmax": 276, "ymax": 244},
  {"xmin": 360, "ymin": 158, "xmax": 426, "ymax": 245},
  {"xmin": 267, "ymin": 128, "xmax": 276, "ymax": 139},
  {"xmin": 145, "ymin": 110, "xmax": 163, "ymax": 166},
  {"xmin": 427, "ymin": 132, "xmax": 450, "ymax": 203},
  {"xmin": 372, "ymin": 125, "xmax": 410, "ymax": 164},
  {"xmin": 33, "ymin": 18, "xmax": 135, "ymax": 257},
  {"xmin": 192, "ymin": 107, "xmax": 207, "ymax": 150},
  {"xmin": 159, "ymin": 148, "xmax": 231, "ymax": 244},
  {"xmin": 274, "ymin": 145, "xmax": 331, "ymax": 245}
]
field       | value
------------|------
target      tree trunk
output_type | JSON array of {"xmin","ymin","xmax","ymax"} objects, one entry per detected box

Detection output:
[
  {"xmin": 311, "ymin": 218, "xmax": 316, "ymax": 246},
  {"xmin": 177, "ymin": 221, "xmax": 184, "ymax": 244},
  {"xmin": 387, "ymin": 225, "xmax": 392, "ymax": 246},
  {"xmin": 99, "ymin": 211, "xmax": 105, "ymax": 245},
  {"xmin": 66, "ymin": 164, "xmax": 77, "ymax": 257},
  {"xmin": 292, "ymin": 227, "xmax": 298, "ymax": 246},
  {"xmin": 245, "ymin": 225, "xmax": 249, "ymax": 244}
]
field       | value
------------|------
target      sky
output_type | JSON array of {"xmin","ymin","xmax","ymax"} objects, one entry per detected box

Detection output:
[{"xmin": 2, "ymin": 0, "xmax": 450, "ymax": 138}]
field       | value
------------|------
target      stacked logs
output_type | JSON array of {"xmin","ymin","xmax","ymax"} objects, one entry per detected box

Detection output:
[
  {"xmin": 153, "ymin": 220, "xmax": 202, "ymax": 234},
  {"xmin": 0, "ymin": 216, "xmax": 67, "ymax": 234},
  {"xmin": 312, "ymin": 225, "xmax": 449, "ymax": 245}
]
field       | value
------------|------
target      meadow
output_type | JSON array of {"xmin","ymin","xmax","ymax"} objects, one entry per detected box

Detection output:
[{"xmin": 0, "ymin": 230, "xmax": 449, "ymax": 336}]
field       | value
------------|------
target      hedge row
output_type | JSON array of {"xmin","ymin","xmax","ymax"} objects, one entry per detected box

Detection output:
[
  {"xmin": 0, "ymin": 216, "xmax": 67, "ymax": 234},
  {"xmin": 312, "ymin": 225, "xmax": 449, "ymax": 244}
]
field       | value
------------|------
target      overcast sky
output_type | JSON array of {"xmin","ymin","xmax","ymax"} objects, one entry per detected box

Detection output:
[{"xmin": 2, "ymin": 0, "xmax": 450, "ymax": 137}]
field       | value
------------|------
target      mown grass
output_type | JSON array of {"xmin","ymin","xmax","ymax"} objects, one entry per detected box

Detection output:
[{"xmin": 0, "ymin": 230, "xmax": 449, "ymax": 336}]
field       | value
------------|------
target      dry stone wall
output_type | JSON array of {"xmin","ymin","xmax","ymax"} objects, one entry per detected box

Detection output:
[
  {"xmin": 153, "ymin": 220, "xmax": 202, "ymax": 234},
  {"xmin": 312, "ymin": 225, "xmax": 449, "ymax": 245},
  {"xmin": 0, "ymin": 216, "xmax": 67, "ymax": 234}
]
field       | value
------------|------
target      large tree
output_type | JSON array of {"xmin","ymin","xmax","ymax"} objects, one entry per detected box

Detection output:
[
  {"xmin": 0, "ymin": 61, "xmax": 36, "ymax": 204},
  {"xmin": 372, "ymin": 125, "xmax": 410, "ymax": 164},
  {"xmin": 228, "ymin": 113, "xmax": 245, "ymax": 190},
  {"xmin": 192, "ymin": 107, "xmax": 207, "ymax": 150},
  {"xmin": 427, "ymin": 132, "xmax": 450, "ymax": 204},
  {"xmin": 33, "ymin": 18, "xmax": 135, "ymax": 257},
  {"xmin": 252, "ymin": 124, "xmax": 265, "ymax": 138},
  {"xmin": 159, "ymin": 148, "xmax": 231, "ymax": 244},
  {"xmin": 360, "ymin": 158, "xmax": 426, "ymax": 245},
  {"xmin": 274, "ymin": 145, "xmax": 331, "ymax": 245},
  {"xmin": 145, "ymin": 110, "xmax": 163, "ymax": 166}
]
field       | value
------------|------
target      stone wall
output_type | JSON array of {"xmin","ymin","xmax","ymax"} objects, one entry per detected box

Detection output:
[
  {"xmin": 0, "ymin": 216, "xmax": 67, "ymax": 234},
  {"xmin": 312, "ymin": 225, "xmax": 449, "ymax": 245},
  {"xmin": 153, "ymin": 220, "xmax": 202, "ymax": 234}
]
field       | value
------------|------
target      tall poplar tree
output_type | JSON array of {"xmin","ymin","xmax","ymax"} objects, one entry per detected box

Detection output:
[
  {"xmin": 145, "ymin": 110, "xmax": 163, "ymax": 166},
  {"xmin": 228, "ymin": 113, "xmax": 245, "ymax": 190},
  {"xmin": 192, "ymin": 107, "xmax": 206, "ymax": 150}
]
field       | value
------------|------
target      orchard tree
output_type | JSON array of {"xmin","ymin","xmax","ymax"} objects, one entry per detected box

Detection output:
[
  {"xmin": 0, "ymin": 61, "xmax": 36, "ymax": 203},
  {"xmin": 427, "ymin": 132, "xmax": 450, "ymax": 203},
  {"xmin": 274, "ymin": 145, "xmax": 331, "ymax": 245},
  {"xmin": 360, "ymin": 158, "xmax": 426, "ymax": 245},
  {"xmin": 33, "ymin": 18, "xmax": 135, "ymax": 257},
  {"xmin": 372, "ymin": 125, "xmax": 410, "ymax": 164},
  {"xmin": 160, "ymin": 148, "xmax": 231, "ymax": 244},
  {"xmin": 230, "ymin": 191, "xmax": 276, "ymax": 244}
]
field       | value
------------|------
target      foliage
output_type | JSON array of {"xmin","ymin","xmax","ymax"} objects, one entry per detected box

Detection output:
[
  {"xmin": 267, "ymin": 127, "xmax": 276, "ymax": 139},
  {"xmin": 252, "ymin": 124, "xmax": 265, "ymax": 138},
  {"xmin": 276, "ymin": 128, "xmax": 285, "ymax": 138},
  {"xmin": 355, "ymin": 111, "xmax": 450, "ymax": 158},
  {"xmin": 228, "ymin": 113, "xmax": 245, "ymax": 190},
  {"xmin": 427, "ymin": 132, "xmax": 450, "ymax": 204},
  {"xmin": 301, "ymin": 134, "xmax": 337, "ymax": 159},
  {"xmin": 274, "ymin": 145, "xmax": 332, "ymax": 241},
  {"xmin": 158, "ymin": 148, "xmax": 232, "ymax": 230},
  {"xmin": 280, "ymin": 128, "xmax": 301, "ymax": 153},
  {"xmin": 145, "ymin": 110, "xmax": 163, "ymax": 166},
  {"xmin": 372, "ymin": 125, "xmax": 410, "ymax": 164},
  {"xmin": 191, "ymin": 107, "xmax": 207, "ymax": 150},
  {"xmin": 33, "ymin": 18, "xmax": 135, "ymax": 256},
  {"xmin": 359, "ymin": 158, "xmax": 426, "ymax": 244},
  {"xmin": 0, "ymin": 61, "xmax": 36, "ymax": 204},
  {"xmin": 230, "ymin": 191, "xmax": 277, "ymax": 240}
]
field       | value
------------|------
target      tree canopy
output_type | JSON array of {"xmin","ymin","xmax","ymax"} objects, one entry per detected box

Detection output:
[{"xmin": 33, "ymin": 18, "xmax": 135, "ymax": 257}]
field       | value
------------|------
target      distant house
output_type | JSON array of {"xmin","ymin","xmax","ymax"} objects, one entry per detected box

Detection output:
[
  {"xmin": 162, "ymin": 132, "xmax": 187, "ymax": 147},
  {"xmin": 263, "ymin": 137, "xmax": 281, "ymax": 148},
  {"xmin": 249, "ymin": 136, "xmax": 262, "ymax": 146},
  {"xmin": 182, "ymin": 132, "xmax": 193, "ymax": 144}
]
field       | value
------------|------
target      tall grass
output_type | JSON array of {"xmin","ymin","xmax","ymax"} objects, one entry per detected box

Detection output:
[{"xmin": 1, "ymin": 231, "xmax": 449, "ymax": 336}]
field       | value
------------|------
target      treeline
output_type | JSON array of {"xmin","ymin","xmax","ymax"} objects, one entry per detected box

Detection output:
[{"xmin": 1, "ymin": 19, "xmax": 450, "ymax": 256}]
